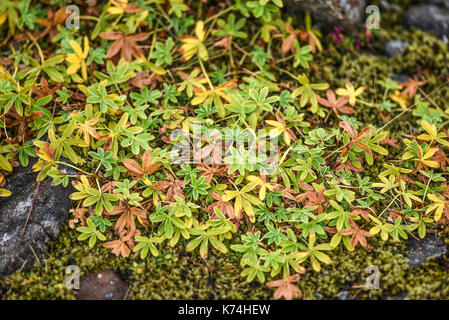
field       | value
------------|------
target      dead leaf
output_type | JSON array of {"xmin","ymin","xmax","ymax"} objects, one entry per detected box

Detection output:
[{"xmin": 99, "ymin": 32, "xmax": 149, "ymax": 62}]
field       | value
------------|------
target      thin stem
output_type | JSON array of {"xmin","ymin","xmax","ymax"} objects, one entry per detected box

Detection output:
[
  {"xmin": 356, "ymin": 99, "xmax": 377, "ymax": 107},
  {"xmin": 55, "ymin": 161, "xmax": 92, "ymax": 176},
  {"xmin": 376, "ymin": 80, "xmax": 449, "ymax": 134},
  {"xmin": 25, "ymin": 32, "xmax": 44, "ymax": 64},
  {"xmin": 198, "ymin": 58, "xmax": 214, "ymax": 90},
  {"xmin": 79, "ymin": 15, "xmax": 100, "ymax": 21},
  {"xmin": 204, "ymin": 6, "xmax": 234, "ymax": 24}
]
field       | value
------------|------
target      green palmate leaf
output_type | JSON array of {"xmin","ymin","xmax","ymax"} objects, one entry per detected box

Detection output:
[
  {"xmin": 134, "ymin": 235, "xmax": 164, "ymax": 258},
  {"xmin": 76, "ymin": 217, "xmax": 106, "ymax": 248},
  {"xmin": 293, "ymin": 41, "xmax": 313, "ymax": 68},
  {"xmin": 291, "ymin": 74, "xmax": 328, "ymax": 113}
]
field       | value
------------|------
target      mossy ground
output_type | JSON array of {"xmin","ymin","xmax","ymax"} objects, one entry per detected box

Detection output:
[
  {"xmin": 2, "ymin": 222, "xmax": 449, "ymax": 300},
  {"xmin": 2, "ymin": 1, "xmax": 449, "ymax": 300}
]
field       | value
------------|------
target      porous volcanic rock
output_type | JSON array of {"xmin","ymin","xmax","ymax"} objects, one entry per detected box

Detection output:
[
  {"xmin": 77, "ymin": 270, "xmax": 129, "ymax": 300},
  {"xmin": 285, "ymin": 0, "xmax": 367, "ymax": 27},
  {"xmin": 405, "ymin": 4, "xmax": 449, "ymax": 39},
  {"xmin": 0, "ymin": 164, "xmax": 75, "ymax": 278}
]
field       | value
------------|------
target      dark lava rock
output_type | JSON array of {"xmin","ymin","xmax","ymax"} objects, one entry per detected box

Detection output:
[
  {"xmin": 0, "ymin": 164, "xmax": 75, "ymax": 278},
  {"xmin": 391, "ymin": 73, "xmax": 409, "ymax": 84},
  {"xmin": 404, "ymin": 5, "xmax": 449, "ymax": 40},
  {"xmin": 285, "ymin": 0, "xmax": 367, "ymax": 27},
  {"xmin": 385, "ymin": 40, "xmax": 409, "ymax": 58},
  {"xmin": 407, "ymin": 235, "xmax": 448, "ymax": 267},
  {"xmin": 77, "ymin": 270, "xmax": 129, "ymax": 300},
  {"xmin": 379, "ymin": 0, "xmax": 400, "ymax": 11},
  {"xmin": 384, "ymin": 292, "xmax": 409, "ymax": 300}
]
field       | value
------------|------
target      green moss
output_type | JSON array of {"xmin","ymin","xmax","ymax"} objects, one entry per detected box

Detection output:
[
  {"xmin": 0, "ymin": 223, "xmax": 273, "ymax": 300},
  {"xmin": 2, "ymin": 223, "xmax": 448, "ymax": 300}
]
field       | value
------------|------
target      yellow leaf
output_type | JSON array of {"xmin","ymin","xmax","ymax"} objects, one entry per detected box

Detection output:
[
  {"xmin": 265, "ymin": 120, "xmax": 283, "ymax": 128},
  {"xmin": 241, "ymin": 198, "xmax": 255, "ymax": 222},
  {"xmin": 222, "ymin": 190, "xmax": 239, "ymax": 201},
  {"xmin": 0, "ymin": 11, "xmax": 7, "ymax": 26},
  {"xmin": 66, "ymin": 63, "xmax": 80, "ymax": 75},
  {"xmin": 0, "ymin": 188, "xmax": 11, "ymax": 197},
  {"xmin": 195, "ymin": 20, "xmax": 206, "ymax": 42},
  {"xmin": 428, "ymin": 193, "xmax": 444, "ymax": 203},
  {"xmin": 389, "ymin": 91, "xmax": 409, "ymax": 110},
  {"xmin": 82, "ymin": 36, "xmax": 90, "ymax": 59},
  {"xmin": 0, "ymin": 65, "xmax": 11, "ymax": 80},
  {"xmin": 421, "ymin": 120, "xmax": 437, "ymax": 137},
  {"xmin": 234, "ymin": 195, "xmax": 243, "ymax": 219},
  {"xmin": 69, "ymin": 40, "xmax": 83, "ymax": 58},
  {"xmin": 107, "ymin": 0, "xmax": 127, "ymax": 14}
]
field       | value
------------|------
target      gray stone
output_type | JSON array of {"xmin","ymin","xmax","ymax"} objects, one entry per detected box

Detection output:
[
  {"xmin": 404, "ymin": 5, "xmax": 449, "ymax": 39},
  {"xmin": 337, "ymin": 290, "xmax": 350, "ymax": 300},
  {"xmin": 431, "ymin": 0, "xmax": 449, "ymax": 9},
  {"xmin": 77, "ymin": 270, "xmax": 129, "ymax": 300},
  {"xmin": 384, "ymin": 292, "xmax": 409, "ymax": 300},
  {"xmin": 285, "ymin": 0, "xmax": 367, "ymax": 27},
  {"xmin": 391, "ymin": 73, "xmax": 409, "ymax": 84},
  {"xmin": 315, "ymin": 292, "xmax": 324, "ymax": 299},
  {"xmin": 407, "ymin": 234, "xmax": 448, "ymax": 267},
  {"xmin": 0, "ymin": 164, "xmax": 75, "ymax": 278},
  {"xmin": 379, "ymin": 0, "xmax": 401, "ymax": 11},
  {"xmin": 385, "ymin": 40, "xmax": 409, "ymax": 58}
]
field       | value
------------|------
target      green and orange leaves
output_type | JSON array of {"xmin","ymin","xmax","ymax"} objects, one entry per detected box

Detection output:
[
  {"xmin": 426, "ymin": 193, "xmax": 449, "ymax": 222},
  {"xmin": 72, "ymin": 104, "xmax": 101, "ymax": 145},
  {"xmin": 336, "ymin": 82, "xmax": 365, "ymax": 106},
  {"xmin": 70, "ymin": 175, "xmax": 119, "ymax": 216},
  {"xmin": 290, "ymin": 74, "xmax": 328, "ymax": 113},
  {"xmin": 402, "ymin": 140, "xmax": 439, "ymax": 171},
  {"xmin": 265, "ymin": 112, "xmax": 297, "ymax": 146},
  {"xmin": 222, "ymin": 183, "xmax": 263, "ymax": 223},
  {"xmin": 177, "ymin": 68, "xmax": 208, "ymax": 97},
  {"xmin": 296, "ymin": 232, "xmax": 332, "ymax": 272},
  {"xmin": 192, "ymin": 80, "xmax": 237, "ymax": 118},
  {"xmin": 339, "ymin": 121, "xmax": 389, "ymax": 166},
  {"xmin": 418, "ymin": 120, "xmax": 449, "ymax": 147}
]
